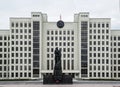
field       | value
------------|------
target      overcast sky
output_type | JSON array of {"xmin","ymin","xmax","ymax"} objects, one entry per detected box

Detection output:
[{"xmin": 0, "ymin": 0, "xmax": 120, "ymax": 29}]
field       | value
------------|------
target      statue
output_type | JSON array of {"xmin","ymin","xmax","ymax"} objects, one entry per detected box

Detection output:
[
  {"xmin": 54, "ymin": 47, "xmax": 62, "ymax": 76},
  {"xmin": 43, "ymin": 47, "xmax": 73, "ymax": 84}
]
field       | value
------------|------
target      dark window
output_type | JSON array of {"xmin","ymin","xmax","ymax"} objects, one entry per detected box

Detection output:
[
  {"xmin": 106, "ymin": 30, "xmax": 109, "ymax": 33},
  {"xmin": 106, "ymin": 23, "xmax": 109, "ymax": 27},
  {"xmin": 16, "ymin": 23, "xmax": 18, "ymax": 27},
  {"xmin": 24, "ymin": 23, "xmax": 27, "ymax": 27},
  {"xmin": 24, "ymin": 29, "xmax": 27, "ymax": 33},
  {"xmin": 98, "ymin": 24, "xmax": 100, "ymax": 28},
  {"xmin": 114, "ymin": 37, "xmax": 116, "ymax": 40},
  {"xmin": 29, "ymin": 23, "xmax": 31, "ymax": 27},
  {"xmin": 11, "ymin": 23, "xmax": 14, "ymax": 27},
  {"xmin": 90, "ymin": 23, "xmax": 92, "ymax": 28},
  {"xmin": 0, "ymin": 42, "xmax": 2, "ymax": 46},
  {"xmin": 118, "ymin": 37, "xmax": 120, "ymax": 40},
  {"xmin": 94, "ymin": 23, "xmax": 96, "ymax": 27},
  {"xmin": 0, "ymin": 36, "xmax": 2, "ymax": 40},
  {"xmin": 102, "ymin": 30, "xmax": 104, "ymax": 33},
  {"xmin": 98, "ymin": 30, "xmax": 100, "ymax": 33},
  {"xmin": 102, "ymin": 24, "xmax": 104, "ymax": 28},
  {"xmin": 29, "ymin": 29, "xmax": 31, "ymax": 33},
  {"xmin": 20, "ymin": 23, "xmax": 23, "ymax": 27}
]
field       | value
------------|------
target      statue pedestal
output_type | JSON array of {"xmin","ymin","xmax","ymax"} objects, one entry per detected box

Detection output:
[{"xmin": 43, "ymin": 74, "xmax": 73, "ymax": 84}]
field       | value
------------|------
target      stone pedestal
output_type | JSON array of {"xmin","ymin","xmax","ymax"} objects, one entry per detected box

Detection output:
[{"xmin": 43, "ymin": 74, "xmax": 73, "ymax": 84}]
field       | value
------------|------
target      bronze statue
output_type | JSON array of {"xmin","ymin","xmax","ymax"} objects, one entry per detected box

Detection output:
[
  {"xmin": 43, "ymin": 47, "xmax": 72, "ymax": 84},
  {"xmin": 54, "ymin": 47, "xmax": 62, "ymax": 75}
]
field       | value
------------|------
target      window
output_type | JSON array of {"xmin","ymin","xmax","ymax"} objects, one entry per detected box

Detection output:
[
  {"xmin": 0, "ymin": 36, "xmax": 2, "ymax": 40},
  {"xmin": 102, "ymin": 24, "xmax": 104, "ymax": 28},
  {"xmin": 11, "ymin": 23, "xmax": 14, "ymax": 27},
  {"xmin": 16, "ymin": 23, "xmax": 18, "ymax": 27},
  {"xmin": 72, "ymin": 31, "xmax": 74, "ymax": 35},
  {"xmin": 4, "ymin": 42, "xmax": 7, "ymax": 46},
  {"xmin": 106, "ymin": 59, "xmax": 109, "ymax": 64},
  {"xmin": 24, "ymin": 29, "xmax": 27, "ymax": 33},
  {"xmin": 94, "ymin": 23, "xmax": 96, "ymax": 27},
  {"xmin": 29, "ymin": 23, "xmax": 31, "ymax": 27},
  {"xmin": 98, "ymin": 24, "xmax": 100, "ymax": 28},
  {"xmin": 29, "ymin": 29, "xmax": 31, "ymax": 33},
  {"xmin": 0, "ymin": 48, "xmax": 2, "ymax": 52},
  {"xmin": 20, "ymin": 23, "xmax": 23, "ymax": 27},
  {"xmin": 118, "ymin": 37, "xmax": 120, "ymax": 40},
  {"xmin": 90, "ymin": 30, "xmax": 92, "ymax": 33},
  {"xmin": 106, "ymin": 23, "xmax": 109, "ymax": 28},
  {"xmin": 94, "ymin": 59, "xmax": 96, "ymax": 64},
  {"xmin": 98, "ymin": 30, "xmax": 100, "ymax": 33},
  {"xmin": 90, "ymin": 23, "xmax": 92, "ymax": 28},
  {"xmin": 102, "ymin": 30, "xmax": 104, "ymax": 33},
  {"xmin": 0, "ymin": 42, "xmax": 2, "ymax": 46},
  {"xmin": 114, "ymin": 37, "xmax": 116, "ymax": 40},
  {"xmin": 24, "ymin": 23, "xmax": 27, "ymax": 27}
]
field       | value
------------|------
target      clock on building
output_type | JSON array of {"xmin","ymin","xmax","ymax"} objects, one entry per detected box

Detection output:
[{"xmin": 57, "ymin": 20, "xmax": 64, "ymax": 28}]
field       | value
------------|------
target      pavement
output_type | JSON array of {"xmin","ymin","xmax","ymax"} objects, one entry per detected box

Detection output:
[{"xmin": 0, "ymin": 80, "xmax": 120, "ymax": 87}]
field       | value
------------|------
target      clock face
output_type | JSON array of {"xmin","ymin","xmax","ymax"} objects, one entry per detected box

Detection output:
[{"xmin": 57, "ymin": 20, "xmax": 64, "ymax": 28}]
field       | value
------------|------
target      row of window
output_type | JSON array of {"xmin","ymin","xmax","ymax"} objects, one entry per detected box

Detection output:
[
  {"xmin": 47, "ymin": 48, "xmax": 74, "ymax": 52},
  {"xmin": 0, "ymin": 60, "xmax": 7, "ymax": 64},
  {"xmin": 11, "ymin": 65, "xmax": 31, "ymax": 70},
  {"xmin": 113, "ymin": 66, "xmax": 120, "ymax": 71},
  {"xmin": 0, "ymin": 66, "xmax": 7, "ymax": 71},
  {"xmin": 89, "ymin": 59, "xmax": 109, "ymax": 64},
  {"xmin": 0, "ymin": 72, "xmax": 31, "ymax": 78},
  {"xmin": 11, "ymin": 47, "xmax": 31, "ymax": 51},
  {"xmin": 89, "ymin": 72, "xmax": 109, "ymax": 77},
  {"xmin": 111, "ymin": 48, "xmax": 120, "ymax": 52},
  {"xmin": 0, "ymin": 42, "xmax": 8, "ymax": 46},
  {"xmin": 90, "ymin": 35, "xmax": 109, "ymax": 39},
  {"xmin": 89, "ymin": 23, "xmax": 109, "ymax": 28},
  {"xmin": 47, "ymin": 30, "xmax": 74, "ymax": 35},
  {"xmin": 0, "ymin": 54, "xmax": 7, "ymax": 58},
  {"xmin": 89, "ymin": 65, "xmax": 109, "ymax": 70},
  {"xmin": 111, "ymin": 54, "xmax": 120, "ymax": 58},
  {"xmin": 111, "ymin": 42, "xmax": 120, "ymax": 46},
  {"xmin": 12, "ymin": 41, "xmax": 31, "ymax": 46},
  {"xmin": 47, "ymin": 37, "xmax": 74, "ymax": 41},
  {"xmin": 11, "ymin": 35, "xmax": 31, "ymax": 39},
  {"xmin": 47, "ymin": 42, "xmax": 74, "ymax": 46},
  {"xmin": 89, "ymin": 47, "xmax": 109, "ymax": 51},
  {"xmin": 0, "ymin": 48, "xmax": 8, "ymax": 52},
  {"xmin": 90, "ymin": 29, "xmax": 109, "ymax": 33},
  {"xmin": 89, "ymin": 41, "xmax": 109, "ymax": 45},
  {"xmin": 0, "ymin": 36, "xmax": 9, "ymax": 40},
  {"xmin": 11, "ymin": 22, "xmax": 31, "ymax": 28},
  {"xmin": 47, "ymin": 54, "xmax": 74, "ymax": 58},
  {"xmin": 11, "ymin": 59, "xmax": 31, "ymax": 64},
  {"xmin": 11, "ymin": 29, "xmax": 31, "ymax": 33},
  {"xmin": 111, "ymin": 36, "xmax": 120, "ymax": 40},
  {"xmin": 89, "ymin": 53, "xmax": 109, "ymax": 57},
  {"xmin": 11, "ymin": 53, "xmax": 31, "ymax": 57},
  {"xmin": 113, "ymin": 60, "xmax": 120, "ymax": 64}
]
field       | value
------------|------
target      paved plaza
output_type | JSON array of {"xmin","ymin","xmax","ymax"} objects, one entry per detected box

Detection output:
[
  {"xmin": 0, "ymin": 84, "xmax": 120, "ymax": 87},
  {"xmin": 0, "ymin": 80, "xmax": 120, "ymax": 87}
]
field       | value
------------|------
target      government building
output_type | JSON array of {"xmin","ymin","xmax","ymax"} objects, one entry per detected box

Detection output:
[{"xmin": 0, "ymin": 12, "xmax": 120, "ymax": 79}]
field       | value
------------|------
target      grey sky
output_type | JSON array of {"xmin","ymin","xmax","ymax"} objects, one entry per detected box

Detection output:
[{"xmin": 0, "ymin": 0, "xmax": 120, "ymax": 29}]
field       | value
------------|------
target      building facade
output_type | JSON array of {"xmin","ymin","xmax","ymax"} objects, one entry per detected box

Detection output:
[{"xmin": 0, "ymin": 12, "xmax": 119, "ymax": 79}]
